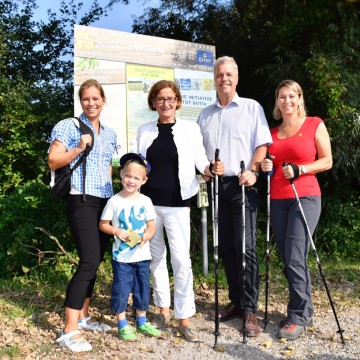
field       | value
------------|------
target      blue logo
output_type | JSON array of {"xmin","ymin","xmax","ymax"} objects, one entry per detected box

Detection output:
[{"xmin": 196, "ymin": 50, "xmax": 214, "ymax": 67}]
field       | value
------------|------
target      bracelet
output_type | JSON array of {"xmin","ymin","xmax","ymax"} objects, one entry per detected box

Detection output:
[{"xmin": 251, "ymin": 169, "xmax": 260, "ymax": 178}]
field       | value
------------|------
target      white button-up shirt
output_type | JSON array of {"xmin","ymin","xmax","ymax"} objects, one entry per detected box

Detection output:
[{"xmin": 198, "ymin": 93, "xmax": 272, "ymax": 176}]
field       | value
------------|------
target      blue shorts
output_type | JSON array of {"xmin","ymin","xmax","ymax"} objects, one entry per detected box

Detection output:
[{"xmin": 111, "ymin": 259, "xmax": 150, "ymax": 314}]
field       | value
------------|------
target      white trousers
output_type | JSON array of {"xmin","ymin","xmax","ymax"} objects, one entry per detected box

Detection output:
[{"xmin": 150, "ymin": 206, "xmax": 196, "ymax": 319}]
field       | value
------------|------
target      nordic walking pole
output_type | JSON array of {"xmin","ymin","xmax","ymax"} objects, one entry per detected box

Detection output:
[
  {"xmin": 213, "ymin": 148, "xmax": 220, "ymax": 349},
  {"xmin": 240, "ymin": 160, "xmax": 247, "ymax": 344},
  {"xmin": 263, "ymin": 151, "xmax": 271, "ymax": 330},
  {"xmin": 283, "ymin": 162, "xmax": 346, "ymax": 345}
]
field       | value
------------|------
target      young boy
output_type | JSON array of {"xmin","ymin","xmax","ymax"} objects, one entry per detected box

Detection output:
[{"xmin": 99, "ymin": 153, "xmax": 161, "ymax": 341}]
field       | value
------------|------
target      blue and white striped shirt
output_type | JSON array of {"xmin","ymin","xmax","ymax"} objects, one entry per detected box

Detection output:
[{"xmin": 50, "ymin": 113, "xmax": 117, "ymax": 198}]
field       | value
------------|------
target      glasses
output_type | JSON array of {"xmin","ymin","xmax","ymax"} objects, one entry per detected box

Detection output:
[{"xmin": 155, "ymin": 97, "xmax": 177, "ymax": 105}]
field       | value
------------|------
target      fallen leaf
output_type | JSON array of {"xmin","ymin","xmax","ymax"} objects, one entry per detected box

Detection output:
[
  {"xmin": 280, "ymin": 350, "xmax": 295, "ymax": 357},
  {"xmin": 172, "ymin": 338, "xmax": 183, "ymax": 346},
  {"xmin": 139, "ymin": 345, "xmax": 148, "ymax": 352},
  {"xmin": 260, "ymin": 340, "xmax": 273, "ymax": 348}
]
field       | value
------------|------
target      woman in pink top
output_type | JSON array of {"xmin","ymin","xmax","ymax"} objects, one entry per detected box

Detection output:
[{"xmin": 261, "ymin": 80, "xmax": 332, "ymax": 340}]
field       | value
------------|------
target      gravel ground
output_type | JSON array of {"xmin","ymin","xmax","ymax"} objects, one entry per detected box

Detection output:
[{"xmin": 2, "ymin": 286, "xmax": 359, "ymax": 360}]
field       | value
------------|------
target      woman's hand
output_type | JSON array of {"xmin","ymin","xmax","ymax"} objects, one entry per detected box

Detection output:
[
  {"xmin": 282, "ymin": 163, "xmax": 295, "ymax": 179},
  {"xmin": 204, "ymin": 160, "xmax": 224, "ymax": 179},
  {"xmin": 79, "ymin": 134, "xmax": 93, "ymax": 152},
  {"xmin": 261, "ymin": 156, "xmax": 274, "ymax": 173},
  {"xmin": 212, "ymin": 160, "xmax": 224, "ymax": 176}
]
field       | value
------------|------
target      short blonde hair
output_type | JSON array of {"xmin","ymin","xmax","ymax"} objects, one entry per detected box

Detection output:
[{"xmin": 273, "ymin": 80, "xmax": 307, "ymax": 120}]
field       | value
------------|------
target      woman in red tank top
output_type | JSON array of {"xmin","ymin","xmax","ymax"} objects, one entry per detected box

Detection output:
[{"xmin": 261, "ymin": 80, "xmax": 332, "ymax": 340}]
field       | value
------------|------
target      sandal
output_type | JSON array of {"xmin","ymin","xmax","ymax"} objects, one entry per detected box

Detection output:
[
  {"xmin": 56, "ymin": 330, "xmax": 92, "ymax": 352},
  {"xmin": 78, "ymin": 316, "xmax": 111, "ymax": 332}
]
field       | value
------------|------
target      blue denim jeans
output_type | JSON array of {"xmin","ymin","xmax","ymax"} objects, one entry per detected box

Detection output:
[{"xmin": 111, "ymin": 259, "xmax": 150, "ymax": 314}]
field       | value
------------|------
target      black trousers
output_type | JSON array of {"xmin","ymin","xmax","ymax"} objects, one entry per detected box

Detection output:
[
  {"xmin": 217, "ymin": 177, "xmax": 259, "ymax": 313},
  {"xmin": 65, "ymin": 195, "xmax": 110, "ymax": 310}
]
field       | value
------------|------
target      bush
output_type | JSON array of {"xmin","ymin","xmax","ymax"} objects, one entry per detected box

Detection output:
[
  {"xmin": 0, "ymin": 179, "xmax": 73, "ymax": 277},
  {"xmin": 318, "ymin": 191, "xmax": 360, "ymax": 260}
]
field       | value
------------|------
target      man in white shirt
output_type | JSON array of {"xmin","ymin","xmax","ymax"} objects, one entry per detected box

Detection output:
[{"xmin": 198, "ymin": 56, "xmax": 272, "ymax": 337}]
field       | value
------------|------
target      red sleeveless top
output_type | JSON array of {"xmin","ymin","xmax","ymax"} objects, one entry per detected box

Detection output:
[{"xmin": 269, "ymin": 117, "xmax": 323, "ymax": 199}]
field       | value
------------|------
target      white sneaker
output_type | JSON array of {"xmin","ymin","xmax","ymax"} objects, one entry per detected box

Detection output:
[
  {"xmin": 56, "ymin": 330, "xmax": 92, "ymax": 352},
  {"xmin": 78, "ymin": 316, "xmax": 111, "ymax": 332}
]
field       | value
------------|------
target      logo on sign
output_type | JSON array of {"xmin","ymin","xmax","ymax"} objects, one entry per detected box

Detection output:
[{"xmin": 196, "ymin": 51, "xmax": 214, "ymax": 67}]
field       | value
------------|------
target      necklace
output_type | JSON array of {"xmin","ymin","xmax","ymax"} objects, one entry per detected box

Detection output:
[{"xmin": 158, "ymin": 118, "xmax": 176, "ymax": 124}]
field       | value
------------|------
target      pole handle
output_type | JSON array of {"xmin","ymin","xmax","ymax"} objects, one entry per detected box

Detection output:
[
  {"xmin": 215, "ymin": 148, "xmax": 219, "ymax": 162},
  {"xmin": 240, "ymin": 160, "xmax": 245, "ymax": 174}
]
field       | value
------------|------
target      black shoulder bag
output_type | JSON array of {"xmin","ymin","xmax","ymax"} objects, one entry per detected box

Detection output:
[{"xmin": 50, "ymin": 118, "xmax": 94, "ymax": 201}]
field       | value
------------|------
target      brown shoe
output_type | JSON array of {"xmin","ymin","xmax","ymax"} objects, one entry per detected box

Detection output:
[
  {"xmin": 244, "ymin": 312, "xmax": 261, "ymax": 337},
  {"xmin": 219, "ymin": 303, "xmax": 241, "ymax": 322},
  {"xmin": 178, "ymin": 325, "xmax": 199, "ymax": 342}
]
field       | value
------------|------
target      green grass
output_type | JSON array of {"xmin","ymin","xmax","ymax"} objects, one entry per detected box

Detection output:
[
  {"xmin": 0, "ymin": 297, "xmax": 35, "ymax": 320},
  {"xmin": 0, "ymin": 345, "xmax": 21, "ymax": 359}
]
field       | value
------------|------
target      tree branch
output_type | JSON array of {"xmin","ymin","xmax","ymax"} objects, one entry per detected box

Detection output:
[{"xmin": 35, "ymin": 227, "xmax": 79, "ymax": 265}]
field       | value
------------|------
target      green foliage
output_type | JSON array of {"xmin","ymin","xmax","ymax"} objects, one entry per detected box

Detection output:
[
  {"xmin": 0, "ymin": 0, "xmax": 359, "ymax": 280},
  {"xmin": 0, "ymin": 179, "xmax": 73, "ymax": 277},
  {"xmin": 318, "ymin": 192, "xmax": 360, "ymax": 259},
  {"xmin": 0, "ymin": 345, "xmax": 21, "ymax": 359}
]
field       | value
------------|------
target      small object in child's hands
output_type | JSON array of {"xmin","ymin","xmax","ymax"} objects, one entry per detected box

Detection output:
[{"xmin": 126, "ymin": 230, "xmax": 141, "ymax": 248}]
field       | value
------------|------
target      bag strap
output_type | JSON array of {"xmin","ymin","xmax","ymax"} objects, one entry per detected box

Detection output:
[{"xmin": 70, "ymin": 117, "xmax": 94, "ymax": 201}]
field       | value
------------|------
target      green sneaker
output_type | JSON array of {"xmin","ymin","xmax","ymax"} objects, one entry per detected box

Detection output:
[
  {"xmin": 118, "ymin": 325, "xmax": 137, "ymax": 341},
  {"xmin": 137, "ymin": 322, "xmax": 161, "ymax": 337}
]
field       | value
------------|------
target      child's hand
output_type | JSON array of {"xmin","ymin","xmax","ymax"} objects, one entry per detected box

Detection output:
[
  {"xmin": 140, "ymin": 228, "xmax": 151, "ymax": 248},
  {"xmin": 114, "ymin": 228, "xmax": 129, "ymax": 242}
]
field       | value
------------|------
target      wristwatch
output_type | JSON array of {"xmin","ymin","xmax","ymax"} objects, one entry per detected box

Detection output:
[
  {"xmin": 251, "ymin": 169, "xmax": 260, "ymax": 177},
  {"xmin": 300, "ymin": 165, "xmax": 307, "ymax": 175}
]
